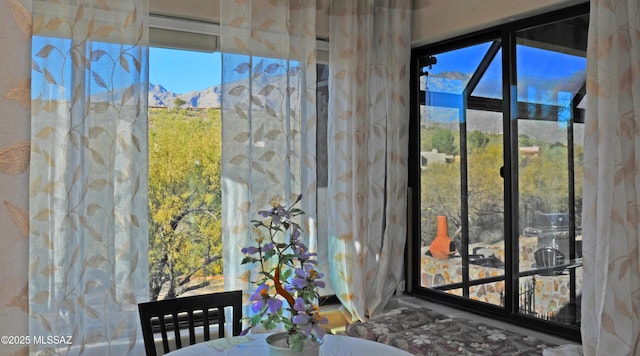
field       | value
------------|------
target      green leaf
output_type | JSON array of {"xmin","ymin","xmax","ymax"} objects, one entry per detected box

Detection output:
[
  {"xmin": 263, "ymin": 320, "xmax": 276, "ymax": 330},
  {"xmin": 241, "ymin": 257, "xmax": 258, "ymax": 264},
  {"xmin": 281, "ymin": 268, "xmax": 293, "ymax": 279},
  {"xmin": 282, "ymin": 318, "xmax": 293, "ymax": 330},
  {"xmin": 250, "ymin": 314, "xmax": 262, "ymax": 326}
]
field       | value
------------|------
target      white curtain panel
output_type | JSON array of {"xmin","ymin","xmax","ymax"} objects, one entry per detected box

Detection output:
[
  {"xmin": 582, "ymin": 0, "xmax": 640, "ymax": 354},
  {"xmin": 29, "ymin": 0, "xmax": 149, "ymax": 354},
  {"xmin": 0, "ymin": 0, "xmax": 32, "ymax": 354},
  {"xmin": 219, "ymin": 0, "xmax": 318, "ymax": 310},
  {"xmin": 327, "ymin": 0, "xmax": 411, "ymax": 321}
]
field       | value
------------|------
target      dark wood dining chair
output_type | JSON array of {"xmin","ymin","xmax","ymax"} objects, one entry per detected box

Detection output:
[{"xmin": 138, "ymin": 290, "xmax": 243, "ymax": 356}]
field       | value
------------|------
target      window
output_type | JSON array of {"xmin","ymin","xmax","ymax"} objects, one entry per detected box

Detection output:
[
  {"xmin": 148, "ymin": 47, "xmax": 223, "ymax": 300},
  {"xmin": 409, "ymin": 4, "xmax": 588, "ymax": 340},
  {"xmin": 147, "ymin": 21, "xmax": 333, "ymax": 302}
]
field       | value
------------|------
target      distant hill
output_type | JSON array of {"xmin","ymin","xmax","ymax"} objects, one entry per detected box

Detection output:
[{"xmin": 149, "ymin": 83, "xmax": 221, "ymax": 109}]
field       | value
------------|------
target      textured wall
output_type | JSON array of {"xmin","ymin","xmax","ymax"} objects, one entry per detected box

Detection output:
[
  {"xmin": 411, "ymin": 0, "xmax": 586, "ymax": 47},
  {"xmin": 421, "ymin": 238, "xmax": 582, "ymax": 319}
]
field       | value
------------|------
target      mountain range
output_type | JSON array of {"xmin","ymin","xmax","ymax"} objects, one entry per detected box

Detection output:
[{"xmin": 149, "ymin": 83, "xmax": 221, "ymax": 109}]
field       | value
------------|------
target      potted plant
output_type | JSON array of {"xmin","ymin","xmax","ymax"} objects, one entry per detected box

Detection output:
[{"xmin": 240, "ymin": 194, "xmax": 327, "ymax": 354}]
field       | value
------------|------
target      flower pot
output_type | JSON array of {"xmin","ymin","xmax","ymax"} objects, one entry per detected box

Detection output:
[{"xmin": 266, "ymin": 332, "xmax": 320, "ymax": 356}]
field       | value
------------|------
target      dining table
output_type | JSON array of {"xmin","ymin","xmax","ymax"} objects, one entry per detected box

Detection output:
[{"xmin": 164, "ymin": 333, "xmax": 413, "ymax": 355}]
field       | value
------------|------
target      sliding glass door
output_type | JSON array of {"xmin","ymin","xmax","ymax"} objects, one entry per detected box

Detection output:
[
  {"xmin": 418, "ymin": 40, "xmax": 505, "ymax": 307},
  {"xmin": 515, "ymin": 16, "xmax": 586, "ymax": 326},
  {"xmin": 409, "ymin": 4, "xmax": 588, "ymax": 339}
]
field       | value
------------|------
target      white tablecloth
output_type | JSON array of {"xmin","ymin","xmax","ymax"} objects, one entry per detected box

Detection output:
[{"xmin": 165, "ymin": 333, "xmax": 413, "ymax": 355}]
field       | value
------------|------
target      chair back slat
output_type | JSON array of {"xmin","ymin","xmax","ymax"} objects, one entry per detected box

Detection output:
[
  {"xmin": 187, "ymin": 310, "xmax": 196, "ymax": 345},
  {"xmin": 138, "ymin": 290, "xmax": 243, "ymax": 356},
  {"xmin": 203, "ymin": 308, "xmax": 211, "ymax": 341},
  {"xmin": 159, "ymin": 316, "xmax": 170, "ymax": 353},
  {"xmin": 217, "ymin": 306, "xmax": 225, "ymax": 338},
  {"xmin": 172, "ymin": 312, "xmax": 182, "ymax": 350}
]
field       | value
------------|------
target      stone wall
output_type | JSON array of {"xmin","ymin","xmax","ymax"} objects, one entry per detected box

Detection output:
[{"xmin": 421, "ymin": 237, "xmax": 582, "ymax": 318}]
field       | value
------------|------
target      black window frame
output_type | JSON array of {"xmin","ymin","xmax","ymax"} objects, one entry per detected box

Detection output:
[{"xmin": 407, "ymin": 2, "xmax": 589, "ymax": 342}]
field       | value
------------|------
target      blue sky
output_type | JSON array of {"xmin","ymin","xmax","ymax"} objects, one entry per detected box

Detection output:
[
  {"xmin": 427, "ymin": 41, "xmax": 586, "ymax": 102},
  {"xmin": 149, "ymin": 47, "xmax": 221, "ymax": 94}
]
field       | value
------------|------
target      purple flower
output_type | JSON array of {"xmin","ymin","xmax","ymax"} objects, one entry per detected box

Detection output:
[
  {"xmin": 266, "ymin": 298, "xmax": 283, "ymax": 313},
  {"xmin": 292, "ymin": 311, "xmax": 326, "ymax": 340},
  {"xmin": 291, "ymin": 241, "xmax": 316, "ymax": 261},
  {"xmin": 239, "ymin": 195, "xmax": 327, "ymax": 342},
  {"xmin": 291, "ymin": 264, "xmax": 326, "ymax": 290},
  {"xmin": 292, "ymin": 312, "xmax": 310, "ymax": 325},
  {"xmin": 285, "ymin": 283, "xmax": 296, "ymax": 293},
  {"xmin": 258, "ymin": 204, "xmax": 292, "ymax": 226},
  {"xmin": 249, "ymin": 284, "xmax": 283, "ymax": 314},
  {"xmin": 293, "ymin": 297, "xmax": 306, "ymax": 312},
  {"xmin": 312, "ymin": 321, "xmax": 326, "ymax": 339},
  {"xmin": 292, "ymin": 269, "xmax": 309, "ymax": 289},
  {"xmin": 313, "ymin": 325, "xmax": 325, "ymax": 339},
  {"xmin": 290, "ymin": 224, "xmax": 301, "ymax": 240},
  {"xmin": 263, "ymin": 242, "xmax": 274, "ymax": 253},
  {"xmin": 241, "ymin": 246, "xmax": 260, "ymax": 255},
  {"xmin": 292, "ymin": 277, "xmax": 307, "ymax": 289}
]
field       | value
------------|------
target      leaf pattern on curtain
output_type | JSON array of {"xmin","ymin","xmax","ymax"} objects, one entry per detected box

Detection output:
[
  {"xmin": 0, "ymin": 0, "xmax": 32, "ymax": 354},
  {"xmin": 219, "ymin": 0, "xmax": 318, "ymax": 314},
  {"xmin": 327, "ymin": 0, "xmax": 411, "ymax": 321},
  {"xmin": 29, "ymin": 0, "xmax": 149, "ymax": 354},
  {"xmin": 582, "ymin": 0, "xmax": 640, "ymax": 354}
]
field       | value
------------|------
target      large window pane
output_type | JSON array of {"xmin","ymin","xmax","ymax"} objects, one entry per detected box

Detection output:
[
  {"xmin": 420, "ymin": 40, "xmax": 505, "ymax": 308},
  {"xmin": 411, "ymin": 5, "xmax": 588, "ymax": 339},
  {"xmin": 148, "ymin": 48, "xmax": 223, "ymax": 300},
  {"xmin": 148, "ymin": 48, "xmax": 334, "ymax": 301},
  {"xmin": 515, "ymin": 15, "xmax": 586, "ymax": 326}
]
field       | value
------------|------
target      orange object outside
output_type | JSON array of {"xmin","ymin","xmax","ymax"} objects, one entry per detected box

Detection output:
[{"xmin": 429, "ymin": 215, "xmax": 455, "ymax": 259}]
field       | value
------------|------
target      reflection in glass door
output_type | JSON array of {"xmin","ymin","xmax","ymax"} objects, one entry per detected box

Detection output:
[
  {"xmin": 515, "ymin": 15, "xmax": 587, "ymax": 327},
  {"xmin": 419, "ymin": 40, "xmax": 505, "ymax": 308}
]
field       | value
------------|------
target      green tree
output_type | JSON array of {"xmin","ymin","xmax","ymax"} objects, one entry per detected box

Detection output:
[
  {"xmin": 148, "ymin": 108, "xmax": 223, "ymax": 300},
  {"xmin": 431, "ymin": 127, "xmax": 458, "ymax": 155},
  {"xmin": 421, "ymin": 160, "xmax": 461, "ymax": 245},
  {"xmin": 519, "ymin": 143, "xmax": 569, "ymax": 214},
  {"xmin": 468, "ymin": 130, "xmax": 490, "ymax": 150},
  {"xmin": 467, "ymin": 141, "xmax": 504, "ymax": 244}
]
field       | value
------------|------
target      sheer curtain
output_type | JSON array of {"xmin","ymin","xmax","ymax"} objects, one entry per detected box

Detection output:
[
  {"xmin": 0, "ymin": 0, "xmax": 32, "ymax": 355},
  {"xmin": 581, "ymin": 0, "xmax": 640, "ymax": 354},
  {"xmin": 219, "ymin": 0, "xmax": 318, "ymax": 314},
  {"xmin": 29, "ymin": 0, "xmax": 149, "ymax": 354},
  {"xmin": 327, "ymin": 0, "xmax": 411, "ymax": 321}
]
